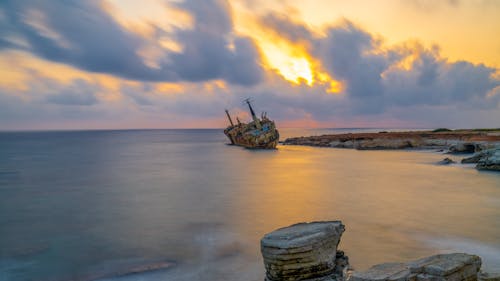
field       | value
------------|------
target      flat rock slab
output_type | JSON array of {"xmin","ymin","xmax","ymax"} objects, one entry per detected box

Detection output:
[
  {"xmin": 351, "ymin": 253, "xmax": 481, "ymax": 281},
  {"xmin": 261, "ymin": 221, "xmax": 345, "ymax": 250},
  {"xmin": 408, "ymin": 253, "xmax": 481, "ymax": 276},
  {"xmin": 478, "ymin": 272, "xmax": 500, "ymax": 281},
  {"xmin": 350, "ymin": 263, "xmax": 410, "ymax": 281},
  {"xmin": 261, "ymin": 221, "xmax": 345, "ymax": 281}
]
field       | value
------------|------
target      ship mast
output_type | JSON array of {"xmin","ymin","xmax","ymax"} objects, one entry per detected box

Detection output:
[
  {"xmin": 245, "ymin": 99, "xmax": 261, "ymax": 129},
  {"xmin": 225, "ymin": 109, "xmax": 234, "ymax": 126}
]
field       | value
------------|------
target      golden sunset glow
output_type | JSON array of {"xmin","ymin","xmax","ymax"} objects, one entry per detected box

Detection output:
[
  {"xmin": 260, "ymin": 42, "xmax": 314, "ymax": 85},
  {"xmin": 259, "ymin": 42, "xmax": 344, "ymax": 94},
  {"xmin": 230, "ymin": 3, "xmax": 345, "ymax": 93},
  {"xmin": 104, "ymin": 0, "xmax": 194, "ymax": 37},
  {"xmin": 0, "ymin": 0, "xmax": 498, "ymax": 130}
]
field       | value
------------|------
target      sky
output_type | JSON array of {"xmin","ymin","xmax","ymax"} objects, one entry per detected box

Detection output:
[{"xmin": 0, "ymin": 0, "xmax": 499, "ymax": 130}]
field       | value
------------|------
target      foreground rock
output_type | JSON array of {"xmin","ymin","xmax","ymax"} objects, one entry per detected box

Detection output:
[
  {"xmin": 478, "ymin": 271, "xmax": 500, "ymax": 281},
  {"xmin": 261, "ymin": 221, "xmax": 349, "ymax": 281},
  {"xmin": 260, "ymin": 221, "xmax": 495, "ymax": 281},
  {"xmin": 352, "ymin": 253, "xmax": 481, "ymax": 281}
]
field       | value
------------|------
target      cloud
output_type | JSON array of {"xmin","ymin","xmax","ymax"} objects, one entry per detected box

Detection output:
[
  {"xmin": 45, "ymin": 79, "xmax": 99, "ymax": 106},
  {"xmin": 313, "ymin": 21, "xmax": 393, "ymax": 114},
  {"xmin": 0, "ymin": 2, "xmax": 498, "ymax": 129},
  {"xmin": 260, "ymin": 13, "xmax": 313, "ymax": 44},
  {"xmin": 382, "ymin": 44, "xmax": 499, "ymax": 109},
  {"xmin": 0, "ymin": 0, "xmax": 263, "ymax": 85},
  {"xmin": 256, "ymin": 16, "xmax": 499, "ymax": 115},
  {"xmin": 168, "ymin": 0, "xmax": 262, "ymax": 85},
  {"xmin": 0, "ymin": 1, "xmax": 160, "ymax": 79}
]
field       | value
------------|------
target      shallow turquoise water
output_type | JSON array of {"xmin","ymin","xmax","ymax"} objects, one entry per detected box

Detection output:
[{"xmin": 0, "ymin": 129, "xmax": 499, "ymax": 281}]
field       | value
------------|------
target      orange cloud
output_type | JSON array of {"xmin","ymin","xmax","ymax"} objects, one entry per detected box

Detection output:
[
  {"xmin": 232, "ymin": 10, "xmax": 343, "ymax": 93},
  {"xmin": 102, "ymin": 0, "xmax": 194, "ymax": 38},
  {"xmin": 0, "ymin": 51, "xmax": 125, "ymax": 101}
]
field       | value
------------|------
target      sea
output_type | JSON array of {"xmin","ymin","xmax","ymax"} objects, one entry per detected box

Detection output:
[{"xmin": 0, "ymin": 128, "xmax": 499, "ymax": 281}]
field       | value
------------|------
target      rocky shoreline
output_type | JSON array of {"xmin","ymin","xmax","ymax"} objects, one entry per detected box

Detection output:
[
  {"xmin": 260, "ymin": 221, "xmax": 498, "ymax": 281},
  {"xmin": 282, "ymin": 129, "xmax": 500, "ymax": 171}
]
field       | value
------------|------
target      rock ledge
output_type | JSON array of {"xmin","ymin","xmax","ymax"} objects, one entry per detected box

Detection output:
[{"xmin": 261, "ymin": 221, "xmax": 348, "ymax": 281}]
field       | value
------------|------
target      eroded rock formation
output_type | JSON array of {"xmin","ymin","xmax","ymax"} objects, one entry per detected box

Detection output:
[
  {"xmin": 261, "ymin": 221, "xmax": 350, "ymax": 281},
  {"xmin": 351, "ymin": 253, "xmax": 481, "ymax": 281},
  {"xmin": 461, "ymin": 148, "xmax": 500, "ymax": 171},
  {"xmin": 283, "ymin": 131, "xmax": 500, "ymax": 152},
  {"xmin": 261, "ymin": 221, "xmax": 495, "ymax": 281}
]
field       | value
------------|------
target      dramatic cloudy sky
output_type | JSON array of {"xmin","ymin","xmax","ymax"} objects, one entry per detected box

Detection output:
[{"xmin": 0, "ymin": 0, "xmax": 499, "ymax": 129}]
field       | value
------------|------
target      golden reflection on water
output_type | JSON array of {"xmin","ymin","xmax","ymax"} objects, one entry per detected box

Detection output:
[
  {"xmin": 4, "ymin": 130, "xmax": 498, "ymax": 281},
  {"xmin": 230, "ymin": 145, "xmax": 500, "ymax": 270}
]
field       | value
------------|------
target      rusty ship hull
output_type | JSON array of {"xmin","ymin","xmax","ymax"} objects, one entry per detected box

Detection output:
[{"xmin": 224, "ymin": 101, "xmax": 279, "ymax": 149}]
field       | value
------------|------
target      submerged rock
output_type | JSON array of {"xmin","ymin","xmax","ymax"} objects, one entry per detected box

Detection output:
[
  {"xmin": 261, "ymin": 221, "xmax": 349, "ymax": 281},
  {"xmin": 438, "ymin": 158, "xmax": 456, "ymax": 165},
  {"xmin": 351, "ymin": 253, "xmax": 481, "ymax": 281}
]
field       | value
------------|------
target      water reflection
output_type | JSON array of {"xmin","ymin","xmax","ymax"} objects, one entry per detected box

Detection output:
[
  {"xmin": 0, "ymin": 130, "xmax": 499, "ymax": 281},
  {"xmin": 229, "ymin": 145, "xmax": 500, "ymax": 271}
]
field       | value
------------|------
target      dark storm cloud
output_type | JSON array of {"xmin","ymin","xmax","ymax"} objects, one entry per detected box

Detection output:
[
  {"xmin": 0, "ymin": 0, "xmax": 262, "ymax": 85},
  {"xmin": 314, "ymin": 22, "xmax": 391, "ymax": 100},
  {"xmin": 169, "ymin": 0, "xmax": 262, "ymax": 85},
  {"xmin": 179, "ymin": 0, "xmax": 232, "ymax": 34},
  {"xmin": 223, "ymin": 37, "xmax": 262, "ymax": 85},
  {"xmin": 0, "ymin": 0, "xmax": 168, "ymax": 80}
]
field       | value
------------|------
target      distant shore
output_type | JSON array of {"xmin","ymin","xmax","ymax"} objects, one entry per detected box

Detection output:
[
  {"xmin": 282, "ymin": 128, "xmax": 500, "ymax": 151},
  {"xmin": 283, "ymin": 129, "xmax": 500, "ymax": 171}
]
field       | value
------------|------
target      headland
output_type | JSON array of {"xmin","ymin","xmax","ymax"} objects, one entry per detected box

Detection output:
[{"xmin": 283, "ymin": 128, "xmax": 500, "ymax": 171}]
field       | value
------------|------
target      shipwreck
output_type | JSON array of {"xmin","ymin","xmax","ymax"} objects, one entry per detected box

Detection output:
[{"xmin": 224, "ymin": 100, "xmax": 279, "ymax": 149}]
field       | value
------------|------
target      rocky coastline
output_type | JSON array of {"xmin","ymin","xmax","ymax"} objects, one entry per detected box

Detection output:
[
  {"xmin": 261, "ymin": 221, "xmax": 498, "ymax": 281},
  {"xmin": 282, "ymin": 129, "xmax": 500, "ymax": 171}
]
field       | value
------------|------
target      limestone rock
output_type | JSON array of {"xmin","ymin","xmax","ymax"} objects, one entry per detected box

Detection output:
[
  {"xmin": 408, "ymin": 253, "xmax": 481, "ymax": 280},
  {"xmin": 355, "ymin": 139, "xmax": 420, "ymax": 150},
  {"xmin": 350, "ymin": 263, "xmax": 411, "ymax": 281},
  {"xmin": 478, "ymin": 271, "xmax": 500, "ymax": 281},
  {"xmin": 476, "ymin": 148, "xmax": 500, "ymax": 171},
  {"xmin": 330, "ymin": 140, "xmax": 355, "ymax": 149},
  {"xmin": 461, "ymin": 154, "xmax": 484, "ymax": 164},
  {"xmin": 423, "ymin": 139, "xmax": 460, "ymax": 147},
  {"xmin": 261, "ymin": 221, "xmax": 347, "ymax": 281},
  {"xmin": 461, "ymin": 148, "xmax": 496, "ymax": 164},
  {"xmin": 350, "ymin": 253, "xmax": 481, "ymax": 281},
  {"xmin": 448, "ymin": 143, "xmax": 477, "ymax": 154}
]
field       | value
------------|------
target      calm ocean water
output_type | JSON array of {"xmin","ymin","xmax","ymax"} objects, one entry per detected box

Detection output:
[{"xmin": 0, "ymin": 129, "xmax": 499, "ymax": 281}]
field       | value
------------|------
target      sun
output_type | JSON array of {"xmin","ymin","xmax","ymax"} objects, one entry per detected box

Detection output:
[
  {"xmin": 258, "ymin": 39, "xmax": 343, "ymax": 93},
  {"xmin": 287, "ymin": 57, "xmax": 314, "ymax": 85},
  {"xmin": 260, "ymin": 41, "xmax": 314, "ymax": 85}
]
